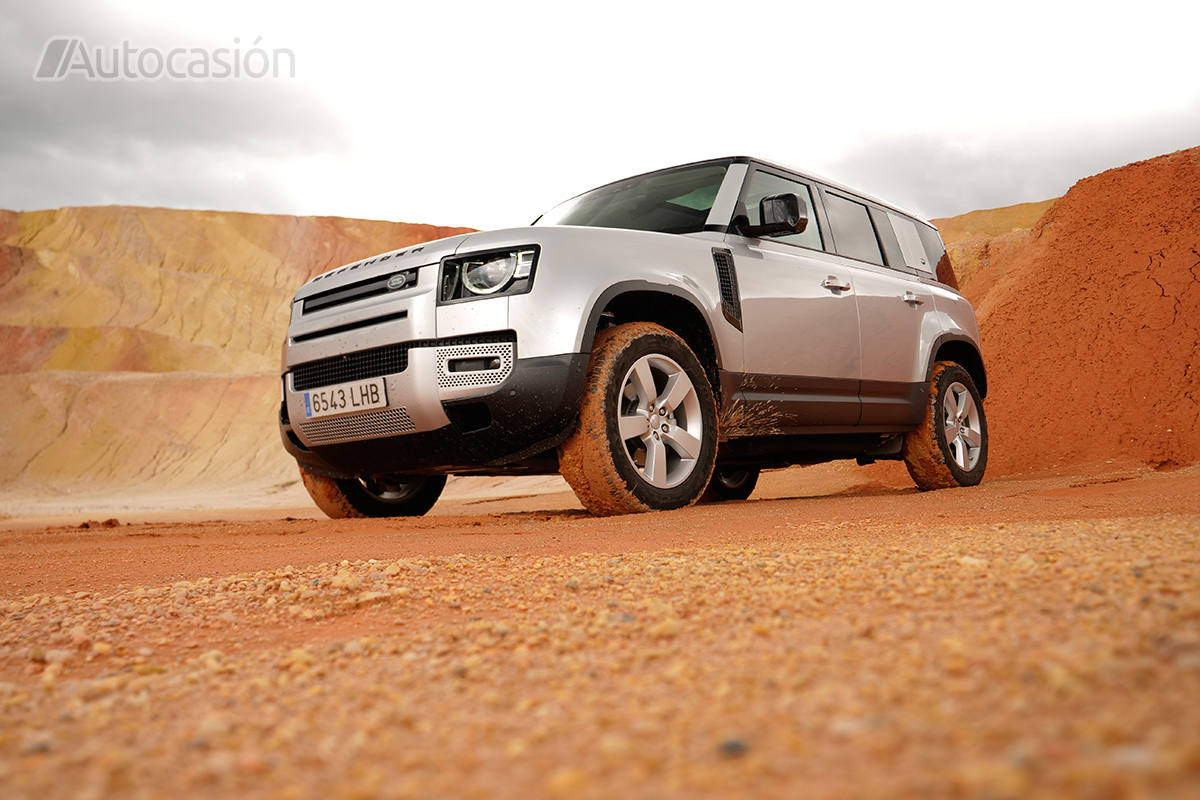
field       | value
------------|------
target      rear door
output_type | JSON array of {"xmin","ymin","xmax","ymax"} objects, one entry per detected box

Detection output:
[
  {"xmin": 727, "ymin": 168, "xmax": 861, "ymax": 428},
  {"xmin": 818, "ymin": 189, "xmax": 936, "ymax": 427}
]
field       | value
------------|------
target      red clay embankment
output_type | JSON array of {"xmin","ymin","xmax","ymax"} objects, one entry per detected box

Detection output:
[{"xmin": 970, "ymin": 147, "xmax": 1200, "ymax": 474}]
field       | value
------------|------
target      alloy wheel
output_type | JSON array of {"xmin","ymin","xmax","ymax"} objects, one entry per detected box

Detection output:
[
  {"xmin": 616, "ymin": 354, "xmax": 704, "ymax": 489},
  {"xmin": 942, "ymin": 381, "xmax": 983, "ymax": 471}
]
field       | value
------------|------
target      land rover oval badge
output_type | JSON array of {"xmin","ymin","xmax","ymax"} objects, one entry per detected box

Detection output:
[{"xmin": 386, "ymin": 273, "xmax": 407, "ymax": 291}]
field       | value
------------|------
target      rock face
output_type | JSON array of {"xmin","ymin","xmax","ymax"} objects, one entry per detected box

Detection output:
[
  {"xmin": 962, "ymin": 147, "xmax": 1200, "ymax": 474},
  {"xmin": 0, "ymin": 206, "xmax": 472, "ymax": 499}
]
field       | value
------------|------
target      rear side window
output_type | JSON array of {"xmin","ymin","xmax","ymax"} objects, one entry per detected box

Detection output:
[
  {"xmin": 822, "ymin": 192, "xmax": 883, "ymax": 265},
  {"xmin": 915, "ymin": 222, "xmax": 958, "ymax": 288},
  {"xmin": 738, "ymin": 170, "xmax": 823, "ymax": 250},
  {"xmin": 888, "ymin": 212, "xmax": 933, "ymax": 273}
]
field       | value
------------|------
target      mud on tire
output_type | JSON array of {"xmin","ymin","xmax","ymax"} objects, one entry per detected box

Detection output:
[
  {"xmin": 558, "ymin": 322, "xmax": 718, "ymax": 515},
  {"xmin": 300, "ymin": 469, "xmax": 446, "ymax": 518},
  {"xmin": 903, "ymin": 361, "xmax": 988, "ymax": 490}
]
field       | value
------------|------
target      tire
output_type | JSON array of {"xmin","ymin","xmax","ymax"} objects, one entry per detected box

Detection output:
[
  {"xmin": 300, "ymin": 469, "xmax": 446, "ymax": 518},
  {"xmin": 702, "ymin": 467, "xmax": 760, "ymax": 502},
  {"xmin": 903, "ymin": 361, "xmax": 988, "ymax": 490},
  {"xmin": 559, "ymin": 322, "xmax": 718, "ymax": 515}
]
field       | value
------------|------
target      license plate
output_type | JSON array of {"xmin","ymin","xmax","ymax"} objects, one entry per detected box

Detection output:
[{"xmin": 303, "ymin": 377, "xmax": 388, "ymax": 419}]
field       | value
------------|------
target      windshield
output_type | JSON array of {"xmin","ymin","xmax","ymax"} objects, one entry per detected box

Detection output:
[{"xmin": 535, "ymin": 160, "xmax": 731, "ymax": 235}]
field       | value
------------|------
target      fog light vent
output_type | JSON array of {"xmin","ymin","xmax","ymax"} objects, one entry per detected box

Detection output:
[{"xmin": 436, "ymin": 342, "xmax": 514, "ymax": 395}]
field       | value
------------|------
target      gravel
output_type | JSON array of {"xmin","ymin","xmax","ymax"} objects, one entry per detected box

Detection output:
[{"xmin": 1, "ymin": 514, "xmax": 1199, "ymax": 798}]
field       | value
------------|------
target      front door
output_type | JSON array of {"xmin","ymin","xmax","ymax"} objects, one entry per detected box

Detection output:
[{"xmin": 728, "ymin": 169, "xmax": 861, "ymax": 430}]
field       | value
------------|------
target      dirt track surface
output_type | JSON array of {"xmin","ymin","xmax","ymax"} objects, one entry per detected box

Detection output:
[{"xmin": 2, "ymin": 466, "xmax": 1199, "ymax": 798}]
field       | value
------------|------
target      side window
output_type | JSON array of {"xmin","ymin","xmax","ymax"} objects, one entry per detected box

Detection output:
[
  {"xmin": 887, "ymin": 211, "xmax": 933, "ymax": 273},
  {"xmin": 737, "ymin": 171, "xmax": 823, "ymax": 249},
  {"xmin": 868, "ymin": 206, "xmax": 905, "ymax": 268},
  {"xmin": 822, "ymin": 192, "xmax": 883, "ymax": 265},
  {"xmin": 916, "ymin": 222, "xmax": 957, "ymax": 288}
]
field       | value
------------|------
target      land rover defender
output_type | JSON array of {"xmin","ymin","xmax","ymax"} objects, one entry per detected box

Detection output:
[{"xmin": 279, "ymin": 158, "xmax": 987, "ymax": 516}]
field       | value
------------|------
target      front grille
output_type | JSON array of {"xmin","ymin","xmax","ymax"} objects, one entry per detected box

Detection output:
[
  {"xmin": 297, "ymin": 407, "xmax": 417, "ymax": 444},
  {"xmin": 291, "ymin": 343, "xmax": 410, "ymax": 391},
  {"xmin": 289, "ymin": 331, "xmax": 517, "ymax": 391},
  {"xmin": 712, "ymin": 248, "xmax": 743, "ymax": 330},
  {"xmin": 302, "ymin": 268, "xmax": 420, "ymax": 313},
  {"xmin": 291, "ymin": 310, "xmax": 408, "ymax": 344}
]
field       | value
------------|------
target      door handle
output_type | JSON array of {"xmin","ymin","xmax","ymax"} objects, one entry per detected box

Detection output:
[
  {"xmin": 821, "ymin": 276, "xmax": 851, "ymax": 292},
  {"xmin": 902, "ymin": 291, "xmax": 925, "ymax": 306}
]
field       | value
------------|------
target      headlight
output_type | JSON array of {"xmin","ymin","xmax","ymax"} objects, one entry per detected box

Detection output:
[
  {"xmin": 463, "ymin": 253, "xmax": 518, "ymax": 294},
  {"xmin": 440, "ymin": 247, "xmax": 539, "ymax": 303}
]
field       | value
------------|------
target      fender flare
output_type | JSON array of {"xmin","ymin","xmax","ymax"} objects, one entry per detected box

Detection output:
[
  {"xmin": 578, "ymin": 280, "xmax": 724, "ymax": 366},
  {"xmin": 925, "ymin": 333, "xmax": 988, "ymax": 398}
]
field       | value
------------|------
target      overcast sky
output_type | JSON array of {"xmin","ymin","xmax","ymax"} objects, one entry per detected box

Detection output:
[{"xmin": 2, "ymin": 0, "xmax": 1198, "ymax": 229}]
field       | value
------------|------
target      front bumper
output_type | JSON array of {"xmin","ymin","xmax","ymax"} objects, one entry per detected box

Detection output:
[
  {"xmin": 281, "ymin": 240, "xmax": 590, "ymax": 477},
  {"xmin": 280, "ymin": 350, "xmax": 589, "ymax": 477}
]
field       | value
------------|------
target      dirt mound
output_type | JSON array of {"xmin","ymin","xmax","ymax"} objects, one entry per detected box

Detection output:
[
  {"xmin": 933, "ymin": 199, "xmax": 1056, "ymax": 306},
  {"xmin": 6, "ymin": 371, "xmax": 284, "ymax": 491},
  {"xmin": 0, "ymin": 206, "xmax": 473, "ymax": 371},
  {"xmin": 0, "ymin": 206, "xmax": 473, "ymax": 499},
  {"xmin": 933, "ymin": 198, "xmax": 1054, "ymax": 242},
  {"xmin": 0, "ymin": 325, "xmax": 260, "ymax": 374},
  {"xmin": 978, "ymin": 147, "xmax": 1200, "ymax": 474}
]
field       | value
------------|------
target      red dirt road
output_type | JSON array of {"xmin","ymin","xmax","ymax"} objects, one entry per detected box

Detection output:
[
  {"xmin": 3, "ymin": 464, "xmax": 1198, "ymax": 597},
  {"xmin": 2, "ymin": 466, "xmax": 1200, "ymax": 798}
]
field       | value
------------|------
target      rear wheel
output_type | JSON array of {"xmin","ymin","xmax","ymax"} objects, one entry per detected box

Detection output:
[
  {"xmin": 702, "ymin": 467, "xmax": 760, "ymax": 502},
  {"xmin": 300, "ymin": 469, "xmax": 446, "ymax": 518},
  {"xmin": 903, "ymin": 361, "xmax": 988, "ymax": 489},
  {"xmin": 559, "ymin": 322, "xmax": 718, "ymax": 515}
]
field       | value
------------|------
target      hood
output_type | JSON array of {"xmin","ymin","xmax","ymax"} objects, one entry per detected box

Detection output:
[
  {"xmin": 290, "ymin": 224, "xmax": 679, "ymax": 302},
  {"xmin": 292, "ymin": 231, "xmax": 475, "ymax": 301}
]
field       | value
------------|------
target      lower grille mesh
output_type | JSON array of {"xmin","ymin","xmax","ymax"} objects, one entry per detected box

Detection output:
[
  {"xmin": 297, "ymin": 407, "xmax": 416, "ymax": 444},
  {"xmin": 292, "ymin": 343, "xmax": 409, "ymax": 391},
  {"xmin": 289, "ymin": 331, "xmax": 517, "ymax": 391}
]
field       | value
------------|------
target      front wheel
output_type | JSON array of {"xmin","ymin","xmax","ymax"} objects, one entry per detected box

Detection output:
[
  {"xmin": 300, "ymin": 469, "xmax": 446, "ymax": 518},
  {"xmin": 903, "ymin": 362, "xmax": 988, "ymax": 489},
  {"xmin": 559, "ymin": 322, "xmax": 718, "ymax": 515}
]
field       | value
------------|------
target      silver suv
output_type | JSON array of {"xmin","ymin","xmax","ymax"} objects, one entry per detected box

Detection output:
[{"xmin": 280, "ymin": 158, "xmax": 988, "ymax": 517}]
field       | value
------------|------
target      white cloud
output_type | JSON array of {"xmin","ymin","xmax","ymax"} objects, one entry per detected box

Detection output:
[{"xmin": 3, "ymin": 0, "xmax": 1199, "ymax": 227}]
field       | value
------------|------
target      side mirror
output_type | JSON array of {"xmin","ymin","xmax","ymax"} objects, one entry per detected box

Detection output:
[{"xmin": 738, "ymin": 193, "xmax": 808, "ymax": 238}]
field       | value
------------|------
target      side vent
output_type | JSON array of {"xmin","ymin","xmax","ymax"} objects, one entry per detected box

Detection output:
[{"xmin": 711, "ymin": 248, "xmax": 743, "ymax": 331}]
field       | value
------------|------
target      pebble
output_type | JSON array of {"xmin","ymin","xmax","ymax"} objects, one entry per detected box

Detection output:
[{"xmin": 719, "ymin": 738, "xmax": 749, "ymax": 758}]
